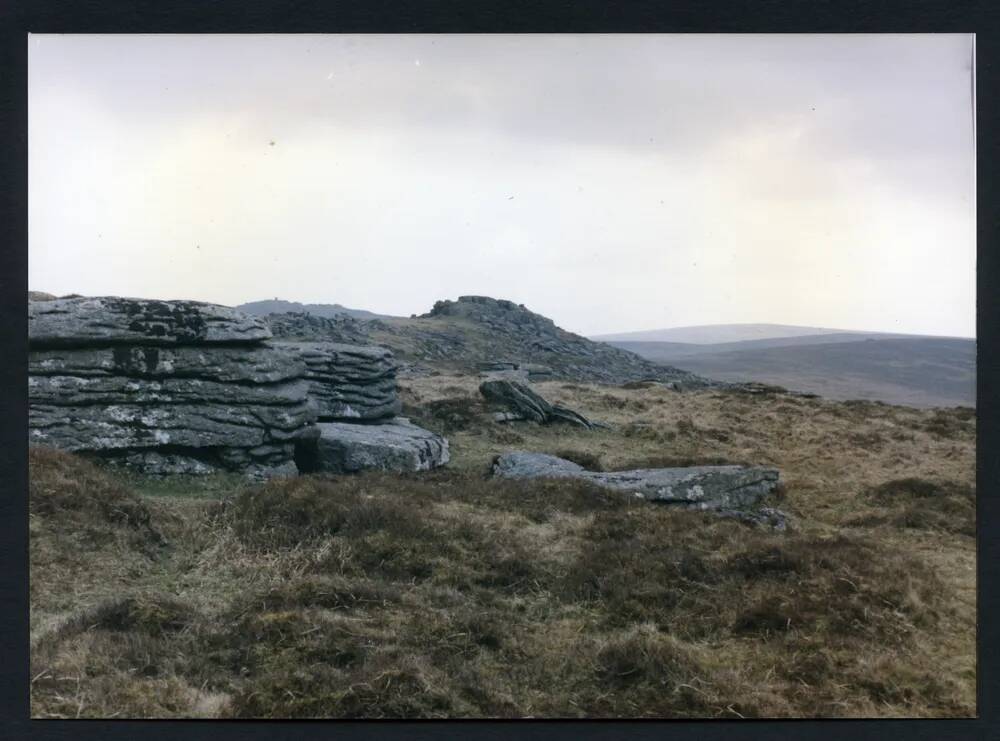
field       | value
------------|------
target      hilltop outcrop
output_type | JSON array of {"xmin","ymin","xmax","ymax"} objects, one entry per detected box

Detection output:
[{"xmin": 261, "ymin": 295, "xmax": 722, "ymax": 387}]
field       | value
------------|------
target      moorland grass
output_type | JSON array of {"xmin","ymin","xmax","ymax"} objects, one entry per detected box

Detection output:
[{"xmin": 29, "ymin": 379, "xmax": 976, "ymax": 718}]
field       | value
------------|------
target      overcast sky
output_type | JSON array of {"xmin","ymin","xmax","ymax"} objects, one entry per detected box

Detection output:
[{"xmin": 29, "ymin": 34, "xmax": 975, "ymax": 337}]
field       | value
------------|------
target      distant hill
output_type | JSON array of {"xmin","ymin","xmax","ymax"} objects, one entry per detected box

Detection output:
[
  {"xmin": 236, "ymin": 299, "xmax": 388, "ymax": 321},
  {"xmin": 592, "ymin": 323, "xmax": 857, "ymax": 344},
  {"xmin": 610, "ymin": 331, "xmax": 921, "ymax": 361},
  {"xmin": 609, "ymin": 336, "xmax": 975, "ymax": 408}
]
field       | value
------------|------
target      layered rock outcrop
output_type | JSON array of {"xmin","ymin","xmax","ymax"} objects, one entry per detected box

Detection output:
[
  {"xmin": 28, "ymin": 296, "xmax": 315, "ymax": 477},
  {"xmin": 281, "ymin": 341, "xmax": 449, "ymax": 474},
  {"xmin": 278, "ymin": 342, "xmax": 401, "ymax": 421}
]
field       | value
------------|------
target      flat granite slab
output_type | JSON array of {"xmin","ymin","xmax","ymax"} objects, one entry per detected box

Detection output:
[{"xmin": 492, "ymin": 451, "xmax": 784, "ymax": 524}]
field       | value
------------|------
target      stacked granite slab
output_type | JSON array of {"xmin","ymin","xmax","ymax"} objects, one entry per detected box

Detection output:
[
  {"xmin": 28, "ymin": 296, "xmax": 316, "ymax": 477},
  {"xmin": 280, "ymin": 342, "xmax": 402, "ymax": 421},
  {"xmin": 276, "ymin": 342, "xmax": 449, "ymax": 474}
]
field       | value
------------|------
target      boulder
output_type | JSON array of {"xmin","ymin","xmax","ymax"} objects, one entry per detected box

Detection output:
[
  {"xmin": 277, "ymin": 342, "xmax": 402, "ymax": 421},
  {"xmin": 479, "ymin": 379, "xmax": 600, "ymax": 429},
  {"xmin": 296, "ymin": 418, "xmax": 449, "ymax": 474},
  {"xmin": 492, "ymin": 452, "xmax": 785, "ymax": 527},
  {"xmin": 29, "ymin": 296, "xmax": 271, "ymax": 347}
]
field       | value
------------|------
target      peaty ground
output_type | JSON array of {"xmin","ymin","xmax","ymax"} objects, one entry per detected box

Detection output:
[{"xmin": 29, "ymin": 377, "xmax": 976, "ymax": 718}]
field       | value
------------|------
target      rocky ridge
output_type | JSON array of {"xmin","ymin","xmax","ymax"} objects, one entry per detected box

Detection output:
[{"xmin": 264, "ymin": 295, "xmax": 723, "ymax": 387}]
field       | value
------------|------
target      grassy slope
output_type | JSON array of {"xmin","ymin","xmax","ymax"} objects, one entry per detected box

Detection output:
[{"xmin": 29, "ymin": 380, "xmax": 975, "ymax": 718}]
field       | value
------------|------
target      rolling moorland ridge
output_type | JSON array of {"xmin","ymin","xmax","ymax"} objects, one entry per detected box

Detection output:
[
  {"xmin": 235, "ymin": 300, "xmax": 974, "ymax": 408},
  {"xmin": 27, "ymin": 291, "xmax": 975, "ymax": 718}
]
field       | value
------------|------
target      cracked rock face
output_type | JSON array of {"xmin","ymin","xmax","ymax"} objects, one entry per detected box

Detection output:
[
  {"xmin": 296, "ymin": 417, "xmax": 450, "ymax": 474},
  {"xmin": 276, "ymin": 341, "xmax": 402, "ymax": 421},
  {"xmin": 28, "ymin": 295, "xmax": 314, "ymax": 477},
  {"xmin": 491, "ymin": 452, "xmax": 784, "ymax": 525},
  {"xmin": 29, "ymin": 296, "xmax": 272, "ymax": 347}
]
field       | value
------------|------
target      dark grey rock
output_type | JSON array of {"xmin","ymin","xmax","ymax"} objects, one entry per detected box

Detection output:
[
  {"xmin": 29, "ymin": 296, "xmax": 271, "ymax": 347},
  {"xmin": 264, "ymin": 311, "xmax": 371, "ymax": 344},
  {"xmin": 27, "ymin": 296, "xmax": 318, "ymax": 477},
  {"xmin": 29, "ymin": 399, "xmax": 316, "ymax": 452},
  {"xmin": 276, "ymin": 341, "xmax": 401, "ymax": 421},
  {"xmin": 297, "ymin": 417, "xmax": 449, "ymax": 474},
  {"xmin": 29, "ymin": 344, "xmax": 305, "ymax": 383},
  {"xmin": 28, "ymin": 374, "xmax": 310, "ymax": 407},
  {"xmin": 479, "ymin": 379, "xmax": 599, "ymax": 429},
  {"xmin": 97, "ymin": 445, "xmax": 299, "ymax": 479},
  {"xmin": 492, "ymin": 451, "xmax": 785, "ymax": 526}
]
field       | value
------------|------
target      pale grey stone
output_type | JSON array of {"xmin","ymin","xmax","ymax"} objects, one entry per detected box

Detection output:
[
  {"xmin": 492, "ymin": 451, "xmax": 785, "ymax": 525},
  {"xmin": 298, "ymin": 417, "xmax": 449, "ymax": 474}
]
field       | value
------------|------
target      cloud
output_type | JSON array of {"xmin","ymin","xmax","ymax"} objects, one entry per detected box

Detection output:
[{"xmin": 29, "ymin": 34, "xmax": 975, "ymax": 337}]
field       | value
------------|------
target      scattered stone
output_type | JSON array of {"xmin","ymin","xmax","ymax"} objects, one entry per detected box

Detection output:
[
  {"xmin": 493, "ymin": 411, "xmax": 523, "ymax": 423},
  {"xmin": 296, "ymin": 418, "xmax": 450, "ymax": 474},
  {"xmin": 479, "ymin": 378, "xmax": 600, "ymax": 429},
  {"xmin": 479, "ymin": 360, "xmax": 554, "ymax": 382},
  {"xmin": 492, "ymin": 451, "xmax": 785, "ymax": 527},
  {"xmin": 264, "ymin": 311, "xmax": 371, "ymax": 345},
  {"xmin": 621, "ymin": 379, "xmax": 680, "ymax": 391}
]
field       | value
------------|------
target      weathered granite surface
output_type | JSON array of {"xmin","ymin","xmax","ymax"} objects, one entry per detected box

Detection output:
[
  {"xmin": 30, "ymin": 296, "xmax": 272, "ymax": 347},
  {"xmin": 492, "ymin": 451, "xmax": 786, "ymax": 528},
  {"xmin": 277, "ymin": 341, "xmax": 402, "ymax": 421},
  {"xmin": 479, "ymin": 378, "xmax": 601, "ymax": 429},
  {"xmin": 296, "ymin": 418, "xmax": 450, "ymax": 474},
  {"xmin": 28, "ymin": 296, "xmax": 314, "ymax": 477}
]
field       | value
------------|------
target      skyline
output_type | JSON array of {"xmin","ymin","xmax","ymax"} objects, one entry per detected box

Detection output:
[{"xmin": 29, "ymin": 34, "xmax": 976, "ymax": 338}]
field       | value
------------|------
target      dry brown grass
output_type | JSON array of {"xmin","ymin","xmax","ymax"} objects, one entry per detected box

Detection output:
[{"xmin": 29, "ymin": 377, "xmax": 976, "ymax": 718}]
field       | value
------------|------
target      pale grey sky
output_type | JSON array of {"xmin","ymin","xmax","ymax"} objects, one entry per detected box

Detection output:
[{"xmin": 29, "ymin": 34, "xmax": 975, "ymax": 337}]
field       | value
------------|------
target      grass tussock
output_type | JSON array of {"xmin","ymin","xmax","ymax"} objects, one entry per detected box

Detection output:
[
  {"xmin": 29, "ymin": 446, "xmax": 162, "ymax": 546},
  {"xmin": 847, "ymin": 478, "xmax": 975, "ymax": 536},
  {"xmin": 29, "ymin": 380, "xmax": 976, "ymax": 719}
]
